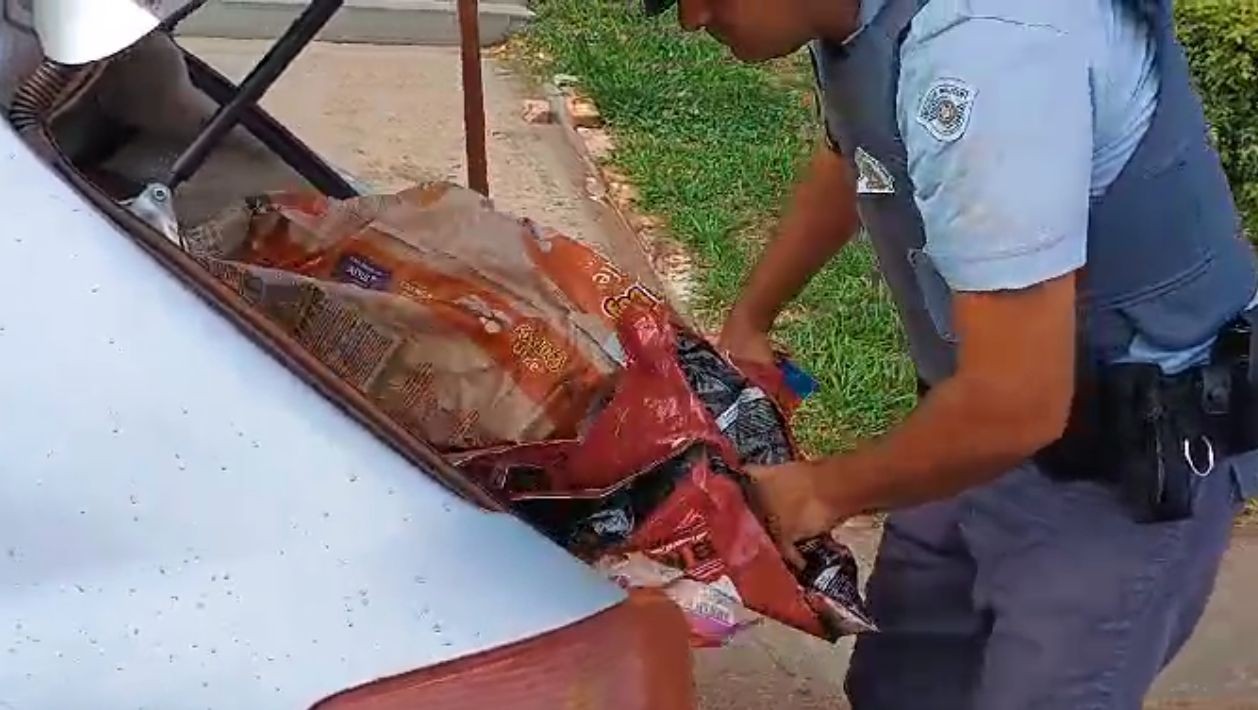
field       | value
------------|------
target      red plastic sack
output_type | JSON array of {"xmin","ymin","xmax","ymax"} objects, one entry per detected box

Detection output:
[
  {"xmin": 625, "ymin": 451, "xmax": 826, "ymax": 637},
  {"xmin": 458, "ymin": 306, "xmax": 831, "ymax": 638}
]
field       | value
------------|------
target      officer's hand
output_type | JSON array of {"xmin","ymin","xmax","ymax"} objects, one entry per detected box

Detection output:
[
  {"xmin": 746, "ymin": 460, "xmax": 837, "ymax": 569},
  {"xmin": 718, "ymin": 311, "xmax": 776, "ymax": 365}
]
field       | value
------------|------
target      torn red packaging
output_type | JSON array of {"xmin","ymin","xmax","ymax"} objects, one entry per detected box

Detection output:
[
  {"xmin": 625, "ymin": 450, "xmax": 827, "ymax": 638},
  {"xmin": 492, "ymin": 445, "xmax": 827, "ymax": 640},
  {"xmin": 559, "ymin": 312, "xmax": 740, "ymax": 491},
  {"xmin": 455, "ymin": 305, "xmax": 875, "ymax": 643}
]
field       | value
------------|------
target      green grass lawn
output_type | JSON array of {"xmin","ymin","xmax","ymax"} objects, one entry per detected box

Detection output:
[{"xmin": 520, "ymin": 0, "xmax": 915, "ymax": 453}]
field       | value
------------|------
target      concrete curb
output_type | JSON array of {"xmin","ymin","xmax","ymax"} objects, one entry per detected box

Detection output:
[
  {"xmin": 176, "ymin": 0, "xmax": 533, "ymax": 46},
  {"xmin": 543, "ymin": 83, "xmax": 698, "ymax": 318},
  {"xmin": 543, "ymin": 83, "xmax": 668, "ymax": 296}
]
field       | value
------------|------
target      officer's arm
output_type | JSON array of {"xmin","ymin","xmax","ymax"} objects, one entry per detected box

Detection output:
[
  {"xmin": 780, "ymin": 12, "xmax": 1091, "ymax": 523},
  {"xmin": 811, "ymin": 275, "xmax": 1077, "ymax": 519},
  {"xmin": 725, "ymin": 145, "xmax": 860, "ymax": 334}
]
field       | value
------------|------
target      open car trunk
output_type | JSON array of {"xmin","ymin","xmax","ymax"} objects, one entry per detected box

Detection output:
[{"xmin": 9, "ymin": 2, "xmax": 878, "ymax": 649}]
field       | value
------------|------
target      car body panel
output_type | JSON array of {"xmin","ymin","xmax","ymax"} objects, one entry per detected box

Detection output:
[
  {"xmin": 30, "ymin": 0, "xmax": 201, "ymax": 65},
  {"xmin": 0, "ymin": 122, "xmax": 624, "ymax": 708}
]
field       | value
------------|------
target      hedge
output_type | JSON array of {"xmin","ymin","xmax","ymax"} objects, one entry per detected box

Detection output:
[{"xmin": 1178, "ymin": 0, "xmax": 1258, "ymax": 238}]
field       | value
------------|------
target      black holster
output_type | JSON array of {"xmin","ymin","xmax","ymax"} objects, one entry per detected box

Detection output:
[{"xmin": 1033, "ymin": 314, "xmax": 1258, "ymax": 523}]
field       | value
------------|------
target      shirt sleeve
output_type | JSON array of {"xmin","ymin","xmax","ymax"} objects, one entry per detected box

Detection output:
[{"xmin": 897, "ymin": 14, "xmax": 1093, "ymax": 292}]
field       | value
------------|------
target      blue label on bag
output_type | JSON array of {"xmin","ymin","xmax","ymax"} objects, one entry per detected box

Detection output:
[{"xmin": 779, "ymin": 359, "xmax": 818, "ymax": 399}]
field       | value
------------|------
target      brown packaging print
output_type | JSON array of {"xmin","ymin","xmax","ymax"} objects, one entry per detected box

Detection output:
[{"xmin": 183, "ymin": 183, "xmax": 654, "ymax": 452}]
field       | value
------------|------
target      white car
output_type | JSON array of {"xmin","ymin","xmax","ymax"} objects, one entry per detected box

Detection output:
[{"xmin": 0, "ymin": 1, "xmax": 696, "ymax": 707}]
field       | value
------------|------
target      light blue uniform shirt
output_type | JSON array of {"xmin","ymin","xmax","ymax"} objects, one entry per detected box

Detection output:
[{"xmin": 856, "ymin": 0, "xmax": 1249, "ymax": 372}]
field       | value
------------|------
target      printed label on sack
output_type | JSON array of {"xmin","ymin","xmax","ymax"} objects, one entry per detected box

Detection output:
[
  {"xmin": 708, "ymin": 575, "xmax": 743, "ymax": 604},
  {"xmin": 686, "ymin": 584, "xmax": 740, "ymax": 626},
  {"xmin": 334, "ymin": 253, "xmax": 393, "ymax": 290},
  {"xmin": 645, "ymin": 519, "xmax": 723, "ymax": 582},
  {"xmin": 716, "ymin": 387, "xmax": 769, "ymax": 432},
  {"xmin": 602, "ymin": 284, "xmax": 663, "ymax": 321}
]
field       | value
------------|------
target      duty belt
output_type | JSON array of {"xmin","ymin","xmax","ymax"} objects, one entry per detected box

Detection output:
[{"xmin": 915, "ymin": 313, "xmax": 1258, "ymax": 523}]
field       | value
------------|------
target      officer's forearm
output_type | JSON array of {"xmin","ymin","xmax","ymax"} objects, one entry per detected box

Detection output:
[
  {"xmin": 811, "ymin": 375, "xmax": 1066, "ymax": 519},
  {"xmin": 729, "ymin": 147, "xmax": 860, "ymax": 330},
  {"xmin": 809, "ymin": 276, "xmax": 1078, "ymax": 519}
]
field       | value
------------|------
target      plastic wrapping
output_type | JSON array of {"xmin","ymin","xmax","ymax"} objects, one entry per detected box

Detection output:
[
  {"xmin": 458, "ymin": 306, "xmax": 874, "ymax": 643},
  {"xmin": 184, "ymin": 183, "xmax": 666, "ymax": 451},
  {"xmin": 595, "ymin": 553, "xmax": 761, "ymax": 648}
]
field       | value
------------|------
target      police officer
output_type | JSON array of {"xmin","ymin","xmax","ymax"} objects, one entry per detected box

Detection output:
[{"xmin": 643, "ymin": 0, "xmax": 1258, "ymax": 707}]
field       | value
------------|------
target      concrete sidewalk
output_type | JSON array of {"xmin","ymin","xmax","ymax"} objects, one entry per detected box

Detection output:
[
  {"xmin": 178, "ymin": 37, "xmax": 1258, "ymax": 709},
  {"xmin": 176, "ymin": 0, "xmax": 532, "ymax": 46}
]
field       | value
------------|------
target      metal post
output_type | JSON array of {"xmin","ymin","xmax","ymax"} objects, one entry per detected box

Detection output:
[
  {"xmin": 166, "ymin": 0, "xmax": 343, "ymax": 188},
  {"xmin": 456, "ymin": 0, "xmax": 490, "ymax": 196}
]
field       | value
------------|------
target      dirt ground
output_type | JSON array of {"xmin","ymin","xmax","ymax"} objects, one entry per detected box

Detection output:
[{"xmin": 178, "ymin": 38, "xmax": 1258, "ymax": 709}]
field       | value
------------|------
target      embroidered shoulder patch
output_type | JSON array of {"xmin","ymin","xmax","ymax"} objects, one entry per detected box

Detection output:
[
  {"xmin": 915, "ymin": 78, "xmax": 976, "ymax": 142},
  {"xmin": 854, "ymin": 147, "xmax": 895, "ymax": 195}
]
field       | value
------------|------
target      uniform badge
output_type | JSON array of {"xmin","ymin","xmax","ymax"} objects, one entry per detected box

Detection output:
[
  {"xmin": 854, "ymin": 147, "xmax": 894, "ymax": 195},
  {"xmin": 916, "ymin": 78, "xmax": 976, "ymax": 143}
]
